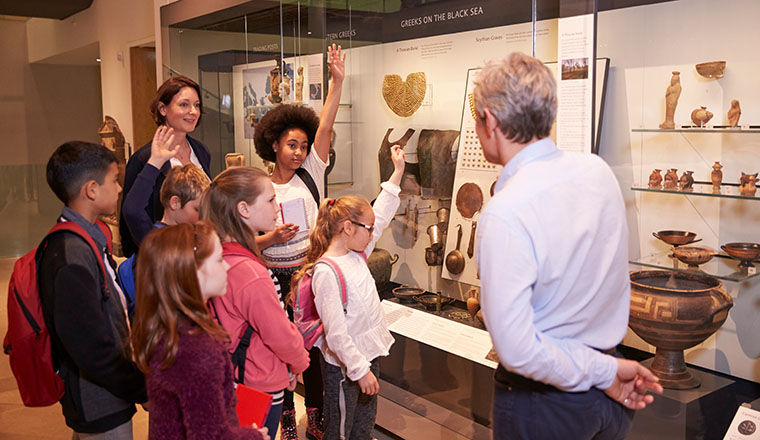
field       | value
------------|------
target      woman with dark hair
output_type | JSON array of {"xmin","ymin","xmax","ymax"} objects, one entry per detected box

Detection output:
[
  {"xmin": 131, "ymin": 221, "xmax": 269, "ymax": 439},
  {"xmin": 120, "ymin": 75, "xmax": 211, "ymax": 257},
  {"xmin": 253, "ymin": 44, "xmax": 345, "ymax": 440}
]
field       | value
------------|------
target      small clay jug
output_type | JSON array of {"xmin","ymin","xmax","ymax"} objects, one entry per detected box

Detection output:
[
  {"xmin": 649, "ymin": 169, "xmax": 663, "ymax": 188},
  {"xmin": 739, "ymin": 172, "xmax": 758, "ymax": 196},
  {"xmin": 679, "ymin": 171, "xmax": 694, "ymax": 191},
  {"xmin": 711, "ymin": 162, "xmax": 723, "ymax": 189},
  {"xmin": 691, "ymin": 106, "xmax": 713, "ymax": 127},
  {"xmin": 664, "ymin": 168, "xmax": 678, "ymax": 189}
]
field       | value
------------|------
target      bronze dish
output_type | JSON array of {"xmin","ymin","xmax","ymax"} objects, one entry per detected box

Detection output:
[
  {"xmin": 653, "ymin": 230, "xmax": 701, "ymax": 246},
  {"xmin": 629, "ymin": 270, "xmax": 733, "ymax": 389},
  {"xmin": 455, "ymin": 183, "xmax": 483, "ymax": 219},
  {"xmin": 695, "ymin": 61, "xmax": 726, "ymax": 79},
  {"xmin": 721, "ymin": 242, "xmax": 760, "ymax": 268},
  {"xmin": 414, "ymin": 294, "xmax": 455, "ymax": 310},
  {"xmin": 672, "ymin": 246, "xmax": 716, "ymax": 267},
  {"xmin": 392, "ymin": 285, "xmax": 424, "ymax": 303}
]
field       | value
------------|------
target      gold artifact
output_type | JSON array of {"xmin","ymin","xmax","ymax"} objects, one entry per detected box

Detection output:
[{"xmin": 382, "ymin": 72, "xmax": 426, "ymax": 117}]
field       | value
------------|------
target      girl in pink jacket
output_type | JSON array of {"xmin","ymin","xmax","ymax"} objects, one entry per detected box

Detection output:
[{"xmin": 201, "ymin": 167, "xmax": 309, "ymax": 438}]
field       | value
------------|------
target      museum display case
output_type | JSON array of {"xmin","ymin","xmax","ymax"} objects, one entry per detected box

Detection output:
[{"xmin": 158, "ymin": 0, "xmax": 760, "ymax": 438}]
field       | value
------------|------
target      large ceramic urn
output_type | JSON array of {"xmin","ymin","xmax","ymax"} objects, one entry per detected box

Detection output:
[
  {"xmin": 368, "ymin": 248, "xmax": 399, "ymax": 293},
  {"xmin": 629, "ymin": 270, "xmax": 733, "ymax": 389}
]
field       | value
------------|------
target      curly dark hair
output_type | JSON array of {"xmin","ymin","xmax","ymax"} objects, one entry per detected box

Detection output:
[{"xmin": 254, "ymin": 104, "xmax": 320, "ymax": 162}]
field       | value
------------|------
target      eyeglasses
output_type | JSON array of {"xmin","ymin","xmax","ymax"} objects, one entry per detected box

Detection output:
[{"xmin": 350, "ymin": 220, "xmax": 374, "ymax": 234}]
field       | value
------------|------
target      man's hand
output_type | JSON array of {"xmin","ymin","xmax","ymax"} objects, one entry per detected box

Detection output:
[
  {"xmin": 603, "ymin": 358, "xmax": 663, "ymax": 409},
  {"xmin": 357, "ymin": 371, "xmax": 379, "ymax": 395},
  {"xmin": 147, "ymin": 126, "xmax": 179, "ymax": 169}
]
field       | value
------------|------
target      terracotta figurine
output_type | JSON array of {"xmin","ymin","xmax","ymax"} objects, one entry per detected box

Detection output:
[
  {"xmin": 659, "ymin": 71, "xmax": 682, "ymax": 129},
  {"xmin": 295, "ymin": 66, "xmax": 304, "ymax": 103},
  {"xmin": 711, "ymin": 162, "xmax": 723, "ymax": 189},
  {"xmin": 679, "ymin": 171, "xmax": 694, "ymax": 191},
  {"xmin": 691, "ymin": 106, "xmax": 713, "ymax": 127},
  {"xmin": 739, "ymin": 172, "xmax": 758, "ymax": 196},
  {"xmin": 281, "ymin": 71, "xmax": 291, "ymax": 104},
  {"xmin": 268, "ymin": 66, "xmax": 282, "ymax": 104},
  {"xmin": 664, "ymin": 168, "xmax": 679, "ymax": 188},
  {"xmin": 728, "ymin": 99, "xmax": 741, "ymax": 127},
  {"xmin": 648, "ymin": 169, "xmax": 663, "ymax": 188}
]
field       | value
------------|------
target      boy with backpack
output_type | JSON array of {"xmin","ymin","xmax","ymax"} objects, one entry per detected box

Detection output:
[
  {"xmin": 39, "ymin": 141, "xmax": 147, "ymax": 438},
  {"xmin": 119, "ymin": 126, "xmax": 210, "ymax": 315}
]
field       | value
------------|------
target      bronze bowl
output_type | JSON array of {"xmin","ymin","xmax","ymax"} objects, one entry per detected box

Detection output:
[
  {"xmin": 653, "ymin": 230, "xmax": 701, "ymax": 246},
  {"xmin": 695, "ymin": 61, "xmax": 726, "ymax": 79},
  {"xmin": 392, "ymin": 285, "xmax": 424, "ymax": 303},
  {"xmin": 672, "ymin": 246, "xmax": 716, "ymax": 267},
  {"xmin": 629, "ymin": 270, "xmax": 733, "ymax": 389},
  {"xmin": 414, "ymin": 294, "xmax": 455, "ymax": 310},
  {"xmin": 721, "ymin": 242, "xmax": 760, "ymax": 268}
]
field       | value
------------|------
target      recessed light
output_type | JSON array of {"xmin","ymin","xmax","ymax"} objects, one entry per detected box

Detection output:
[{"xmin": 96, "ymin": 58, "xmax": 101, "ymax": 62}]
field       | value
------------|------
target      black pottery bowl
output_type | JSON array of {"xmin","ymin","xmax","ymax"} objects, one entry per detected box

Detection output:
[
  {"xmin": 392, "ymin": 286, "xmax": 424, "ymax": 303},
  {"xmin": 414, "ymin": 294, "xmax": 455, "ymax": 310}
]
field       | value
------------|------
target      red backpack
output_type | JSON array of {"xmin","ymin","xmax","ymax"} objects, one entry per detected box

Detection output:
[
  {"xmin": 3, "ymin": 220, "xmax": 111, "ymax": 407},
  {"xmin": 293, "ymin": 258, "xmax": 348, "ymax": 350}
]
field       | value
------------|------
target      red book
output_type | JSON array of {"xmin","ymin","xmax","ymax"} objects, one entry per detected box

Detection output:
[{"xmin": 235, "ymin": 383, "xmax": 272, "ymax": 428}]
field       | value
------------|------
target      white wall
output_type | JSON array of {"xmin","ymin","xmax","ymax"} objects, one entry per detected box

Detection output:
[{"xmin": 26, "ymin": 0, "xmax": 156, "ymax": 149}]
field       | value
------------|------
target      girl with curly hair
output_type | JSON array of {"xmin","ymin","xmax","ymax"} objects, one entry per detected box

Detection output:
[{"xmin": 253, "ymin": 44, "xmax": 345, "ymax": 440}]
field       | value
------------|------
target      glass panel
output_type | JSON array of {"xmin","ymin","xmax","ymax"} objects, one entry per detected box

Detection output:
[{"xmin": 630, "ymin": 252, "xmax": 760, "ymax": 283}]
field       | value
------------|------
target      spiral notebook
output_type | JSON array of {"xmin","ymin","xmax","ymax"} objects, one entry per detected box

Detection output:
[{"xmin": 235, "ymin": 383, "xmax": 272, "ymax": 428}]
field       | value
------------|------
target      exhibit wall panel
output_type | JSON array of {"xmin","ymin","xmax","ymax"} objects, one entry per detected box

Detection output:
[{"xmin": 597, "ymin": 0, "xmax": 760, "ymax": 382}]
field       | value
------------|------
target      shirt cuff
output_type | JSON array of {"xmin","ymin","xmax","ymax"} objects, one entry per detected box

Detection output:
[
  {"xmin": 594, "ymin": 354, "xmax": 620, "ymax": 390},
  {"xmin": 380, "ymin": 181, "xmax": 401, "ymax": 196},
  {"xmin": 347, "ymin": 359, "xmax": 372, "ymax": 382}
]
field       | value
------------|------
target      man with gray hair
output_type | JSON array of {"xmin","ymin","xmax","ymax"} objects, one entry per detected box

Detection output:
[{"xmin": 473, "ymin": 52, "xmax": 662, "ymax": 439}]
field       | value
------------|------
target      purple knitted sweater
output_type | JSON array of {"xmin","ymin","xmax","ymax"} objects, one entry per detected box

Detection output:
[{"xmin": 147, "ymin": 330, "xmax": 264, "ymax": 440}]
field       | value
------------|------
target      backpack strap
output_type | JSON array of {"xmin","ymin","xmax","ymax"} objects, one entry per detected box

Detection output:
[
  {"xmin": 314, "ymin": 257, "xmax": 348, "ymax": 309},
  {"xmin": 294, "ymin": 168, "xmax": 320, "ymax": 206},
  {"xmin": 208, "ymin": 298, "xmax": 254, "ymax": 384},
  {"xmin": 44, "ymin": 222, "xmax": 110, "ymax": 297},
  {"xmin": 95, "ymin": 219, "xmax": 113, "ymax": 254}
]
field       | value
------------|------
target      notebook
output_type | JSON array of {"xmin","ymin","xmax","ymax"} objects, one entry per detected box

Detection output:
[
  {"xmin": 235, "ymin": 383, "xmax": 272, "ymax": 428},
  {"xmin": 280, "ymin": 198, "xmax": 309, "ymax": 231}
]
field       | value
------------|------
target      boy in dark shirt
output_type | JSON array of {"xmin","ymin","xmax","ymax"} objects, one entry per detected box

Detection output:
[{"xmin": 39, "ymin": 141, "xmax": 147, "ymax": 438}]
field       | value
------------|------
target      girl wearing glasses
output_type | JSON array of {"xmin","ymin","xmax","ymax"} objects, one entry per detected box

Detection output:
[{"xmin": 291, "ymin": 146, "xmax": 405, "ymax": 440}]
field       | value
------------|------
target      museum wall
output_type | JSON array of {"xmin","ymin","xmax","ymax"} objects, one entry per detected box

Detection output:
[
  {"xmin": 595, "ymin": 0, "xmax": 760, "ymax": 381},
  {"xmin": 0, "ymin": 18, "xmax": 103, "ymax": 257},
  {"xmin": 26, "ymin": 0, "xmax": 156, "ymax": 149}
]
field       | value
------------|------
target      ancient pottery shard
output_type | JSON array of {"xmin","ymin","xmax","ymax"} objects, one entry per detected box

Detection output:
[
  {"xmin": 382, "ymin": 72, "xmax": 426, "ymax": 117},
  {"xmin": 659, "ymin": 71, "xmax": 682, "ymax": 129},
  {"xmin": 691, "ymin": 106, "xmax": 714, "ymax": 127},
  {"xmin": 455, "ymin": 183, "xmax": 483, "ymax": 219},
  {"xmin": 417, "ymin": 129, "xmax": 460, "ymax": 198},
  {"xmin": 695, "ymin": 61, "xmax": 726, "ymax": 79},
  {"xmin": 728, "ymin": 99, "xmax": 741, "ymax": 127},
  {"xmin": 629, "ymin": 270, "xmax": 733, "ymax": 389}
]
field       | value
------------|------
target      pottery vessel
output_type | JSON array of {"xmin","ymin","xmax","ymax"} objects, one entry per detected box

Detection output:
[
  {"xmin": 695, "ymin": 61, "xmax": 726, "ymax": 79},
  {"xmin": 629, "ymin": 270, "xmax": 733, "ymax": 389},
  {"xmin": 672, "ymin": 246, "xmax": 716, "ymax": 267},
  {"xmin": 679, "ymin": 171, "xmax": 694, "ymax": 191},
  {"xmin": 664, "ymin": 169, "xmax": 679, "ymax": 189},
  {"xmin": 691, "ymin": 106, "xmax": 714, "ymax": 127},
  {"xmin": 721, "ymin": 243, "xmax": 760, "ymax": 268},
  {"xmin": 368, "ymin": 248, "xmax": 399, "ymax": 292},
  {"xmin": 711, "ymin": 162, "xmax": 723, "ymax": 189},
  {"xmin": 649, "ymin": 169, "xmax": 663, "ymax": 188},
  {"xmin": 653, "ymin": 230, "xmax": 700, "ymax": 246},
  {"xmin": 392, "ymin": 285, "xmax": 424, "ymax": 303},
  {"xmin": 424, "ymin": 246, "xmax": 443, "ymax": 266},
  {"xmin": 739, "ymin": 172, "xmax": 758, "ymax": 196},
  {"xmin": 414, "ymin": 294, "xmax": 455, "ymax": 310},
  {"xmin": 728, "ymin": 100, "xmax": 741, "ymax": 127}
]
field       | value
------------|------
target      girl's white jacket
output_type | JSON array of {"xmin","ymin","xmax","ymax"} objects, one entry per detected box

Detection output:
[{"xmin": 312, "ymin": 181, "xmax": 401, "ymax": 381}]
